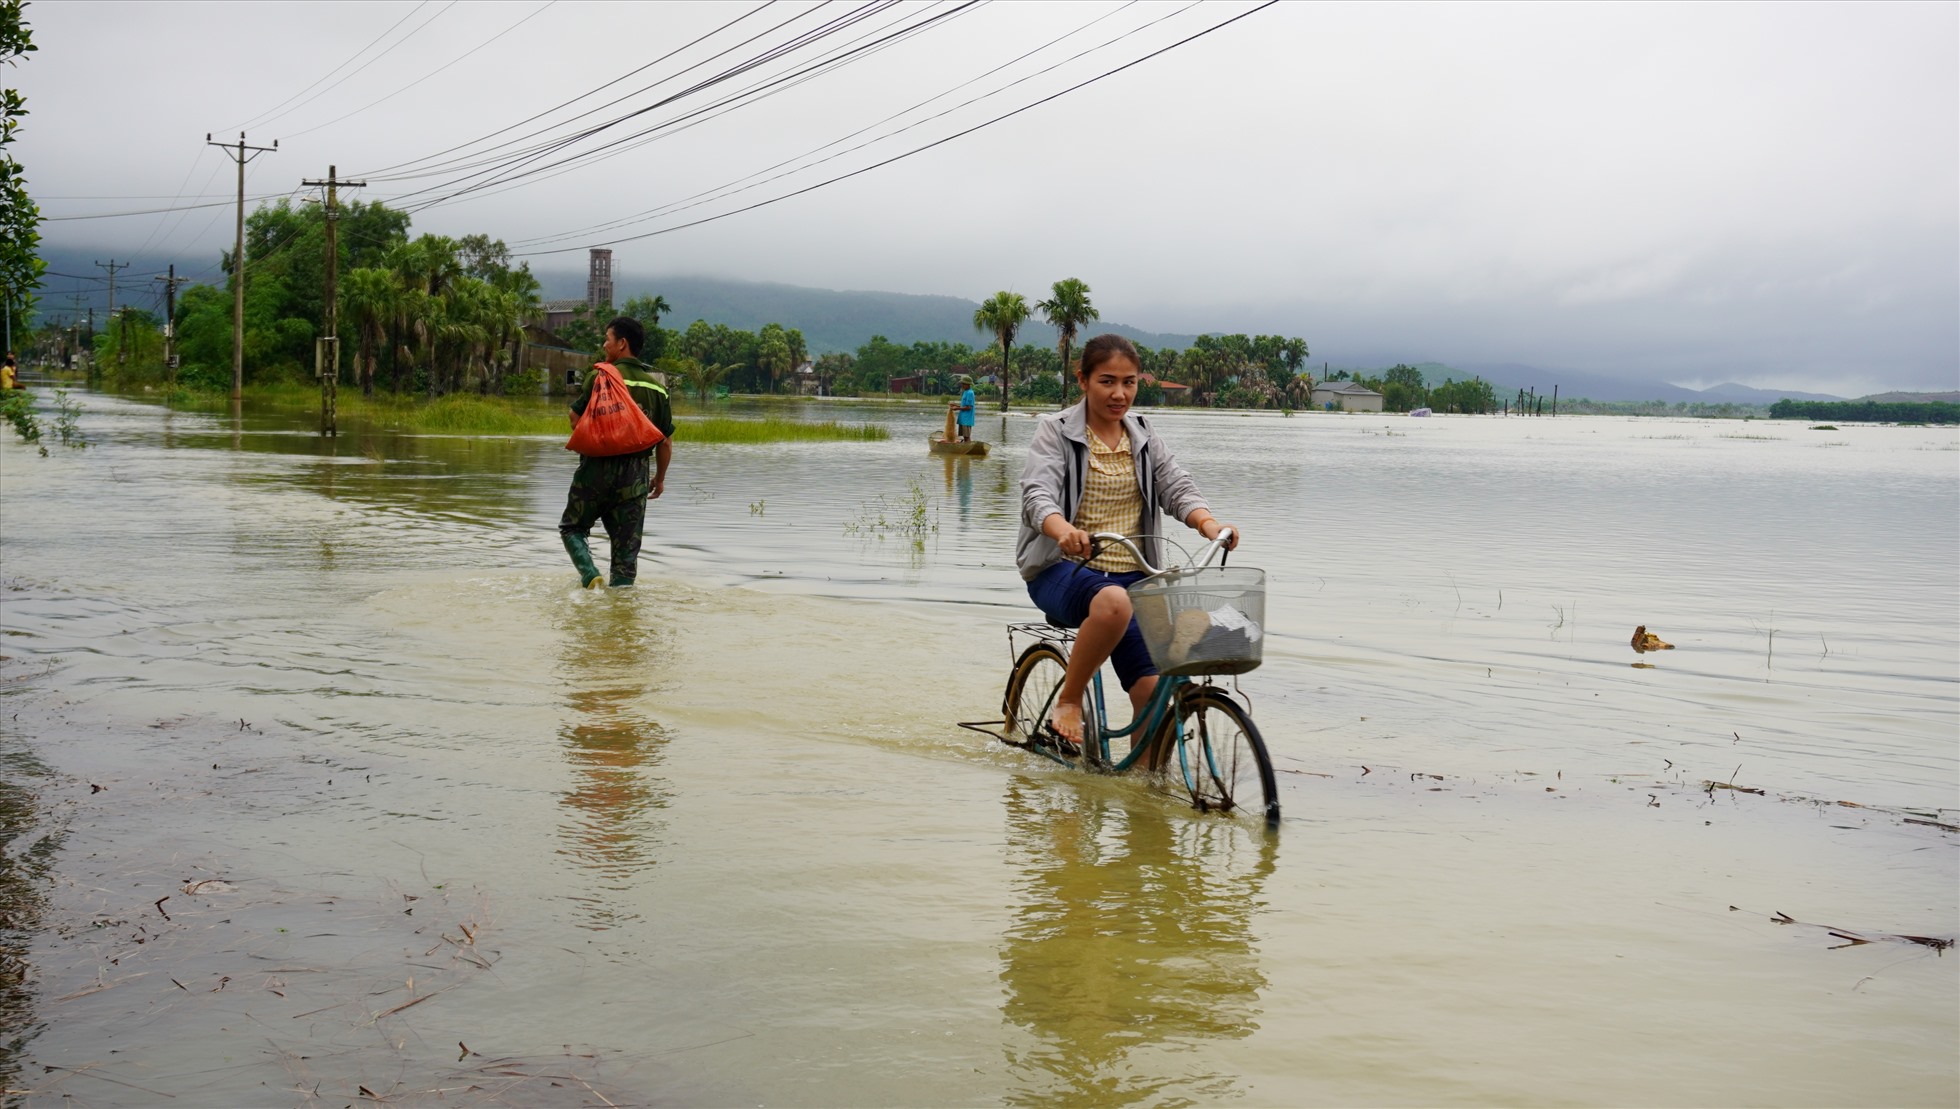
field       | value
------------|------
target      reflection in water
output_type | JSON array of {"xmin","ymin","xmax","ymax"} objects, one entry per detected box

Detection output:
[
  {"xmin": 942, "ymin": 456, "xmax": 974, "ymax": 522},
  {"xmin": 998, "ymin": 778, "xmax": 1276, "ymax": 1107},
  {"xmin": 553, "ymin": 595, "xmax": 673, "ymax": 923}
]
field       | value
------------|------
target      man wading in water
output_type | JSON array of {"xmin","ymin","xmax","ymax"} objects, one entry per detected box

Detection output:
[{"xmin": 561, "ymin": 316, "xmax": 675, "ymax": 588}]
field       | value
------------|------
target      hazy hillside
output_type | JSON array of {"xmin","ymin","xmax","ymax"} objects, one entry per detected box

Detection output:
[
  {"xmin": 543, "ymin": 272, "xmax": 1200, "ymax": 355},
  {"xmin": 1452, "ymin": 362, "xmax": 1844, "ymax": 404}
]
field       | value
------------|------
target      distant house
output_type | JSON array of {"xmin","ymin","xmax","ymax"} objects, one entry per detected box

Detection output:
[
  {"xmin": 888, "ymin": 373, "xmax": 924, "ymax": 394},
  {"xmin": 1141, "ymin": 373, "xmax": 1192, "ymax": 406},
  {"xmin": 536, "ymin": 298, "xmax": 587, "ymax": 335},
  {"xmin": 791, "ymin": 360, "xmax": 821, "ymax": 395},
  {"xmin": 1310, "ymin": 381, "xmax": 1384, "ymax": 412}
]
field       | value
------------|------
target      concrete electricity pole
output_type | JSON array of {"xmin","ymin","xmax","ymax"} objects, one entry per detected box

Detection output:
[
  {"xmin": 301, "ymin": 165, "xmax": 365, "ymax": 437},
  {"xmin": 207, "ymin": 132, "xmax": 277, "ymax": 401},
  {"xmin": 93, "ymin": 258, "xmax": 128, "ymax": 367},
  {"xmin": 153, "ymin": 265, "xmax": 193, "ymax": 389}
]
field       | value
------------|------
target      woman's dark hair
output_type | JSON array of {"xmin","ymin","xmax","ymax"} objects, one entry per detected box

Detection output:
[
  {"xmin": 1077, "ymin": 333, "xmax": 1140, "ymax": 377},
  {"xmin": 606, "ymin": 316, "xmax": 646, "ymax": 356}
]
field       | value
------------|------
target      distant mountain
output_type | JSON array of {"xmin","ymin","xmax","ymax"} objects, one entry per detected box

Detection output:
[
  {"xmin": 1694, "ymin": 382, "xmax": 1845, "ymax": 404},
  {"xmin": 544, "ymin": 271, "xmax": 1201, "ymax": 355},
  {"xmin": 1450, "ymin": 362, "xmax": 1844, "ymax": 404}
]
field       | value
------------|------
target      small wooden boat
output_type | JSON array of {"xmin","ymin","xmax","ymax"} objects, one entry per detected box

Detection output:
[
  {"xmin": 930, "ymin": 434, "xmax": 989, "ymax": 456},
  {"xmin": 928, "ymin": 404, "xmax": 988, "ymax": 455}
]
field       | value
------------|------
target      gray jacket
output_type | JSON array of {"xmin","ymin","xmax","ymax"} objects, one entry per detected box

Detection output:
[{"xmin": 1017, "ymin": 402, "xmax": 1210, "ymax": 580}]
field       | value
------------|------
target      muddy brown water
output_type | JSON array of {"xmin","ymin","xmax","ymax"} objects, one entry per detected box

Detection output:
[{"xmin": 0, "ymin": 390, "xmax": 1954, "ymax": 1106}]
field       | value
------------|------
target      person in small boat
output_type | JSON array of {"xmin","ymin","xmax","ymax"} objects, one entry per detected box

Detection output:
[
  {"xmin": 1016, "ymin": 333, "xmax": 1239, "ymax": 746},
  {"xmin": 955, "ymin": 375, "xmax": 976, "ymax": 442}
]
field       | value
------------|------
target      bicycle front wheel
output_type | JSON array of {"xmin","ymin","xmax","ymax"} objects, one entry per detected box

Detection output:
[{"xmin": 1151, "ymin": 688, "xmax": 1279, "ymax": 826}]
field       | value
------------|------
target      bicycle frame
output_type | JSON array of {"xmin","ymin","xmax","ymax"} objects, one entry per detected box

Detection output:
[{"xmin": 1003, "ymin": 528, "xmax": 1240, "ymax": 791}]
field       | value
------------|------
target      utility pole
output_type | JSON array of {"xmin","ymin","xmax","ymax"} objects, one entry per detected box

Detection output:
[
  {"xmin": 154, "ymin": 265, "xmax": 193, "ymax": 389},
  {"xmin": 64, "ymin": 293, "xmax": 86, "ymax": 372},
  {"xmin": 208, "ymin": 132, "xmax": 277, "ymax": 401},
  {"xmin": 94, "ymin": 258, "xmax": 129, "ymax": 365},
  {"xmin": 302, "ymin": 165, "xmax": 365, "ymax": 436}
]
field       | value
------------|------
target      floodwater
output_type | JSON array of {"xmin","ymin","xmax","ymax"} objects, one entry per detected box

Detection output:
[{"xmin": 0, "ymin": 388, "xmax": 1954, "ymax": 1107}]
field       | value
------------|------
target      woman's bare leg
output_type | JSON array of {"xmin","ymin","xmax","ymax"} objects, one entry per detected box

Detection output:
[{"xmin": 1050, "ymin": 585, "xmax": 1132, "ymax": 743}]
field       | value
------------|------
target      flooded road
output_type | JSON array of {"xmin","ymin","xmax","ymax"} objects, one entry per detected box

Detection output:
[{"xmin": 1, "ymin": 390, "xmax": 1955, "ymax": 1106}]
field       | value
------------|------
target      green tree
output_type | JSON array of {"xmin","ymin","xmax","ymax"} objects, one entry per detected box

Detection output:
[
  {"xmin": 682, "ymin": 359, "xmax": 736, "ymax": 404},
  {"xmin": 340, "ymin": 266, "xmax": 396, "ymax": 396},
  {"xmin": 1036, "ymin": 277, "xmax": 1098, "ymax": 406},
  {"xmin": 814, "ymin": 351, "xmax": 851, "ymax": 397},
  {"xmin": 973, "ymin": 290, "xmax": 1030, "ymax": 411},
  {"xmin": 1381, "ymin": 364, "xmax": 1427, "ymax": 412},
  {"xmin": 1278, "ymin": 337, "xmax": 1309, "ymax": 376},
  {"xmin": 854, "ymin": 333, "xmax": 906, "ymax": 392},
  {"xmin": 755, "ymin": 323, "xmax": 791, "ymax": 393},
  {"xmin": 0, "ymin": 0, "xmax": 41, "ymax": 349},
  {"xmin": 621, "ymin": 293, "xmax": 671, "ymax": 329}
]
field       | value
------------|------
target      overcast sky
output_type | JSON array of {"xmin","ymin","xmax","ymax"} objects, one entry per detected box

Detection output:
[{"xmin": 21, "ymin": 0, "xmax": 1958, "ymax": 394}]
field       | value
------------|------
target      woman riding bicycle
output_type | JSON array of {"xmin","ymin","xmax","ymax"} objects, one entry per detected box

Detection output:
[{"xmin": 1017, "ymin": 333, "xmax": 1240, "ymax": 746}]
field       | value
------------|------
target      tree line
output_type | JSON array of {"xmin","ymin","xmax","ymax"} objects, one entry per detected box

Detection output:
[
  {"xmin": 1767, "ymin": 398, "xmax": 1959, "ymax": 425},
  {"xmin": 31, "ymin": 193, "xmax": 1507, "ymax": 414}
]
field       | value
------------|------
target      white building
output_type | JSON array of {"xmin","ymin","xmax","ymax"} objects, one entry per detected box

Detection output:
[{"xmin": 1310, "ymin": 381, "xmax": 1385, "ymax": 412}]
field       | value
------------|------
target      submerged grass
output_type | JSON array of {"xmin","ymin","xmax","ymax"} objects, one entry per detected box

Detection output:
[
  {"xmin": 165, "ymin": 385, "xmax": 887, "ymax": 442},
  {"xmin": 686, "ymin": 416, "xmax": 888, "ymax": 443}
]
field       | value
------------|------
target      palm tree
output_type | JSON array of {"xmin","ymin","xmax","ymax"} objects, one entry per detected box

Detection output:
[
  {"xmin": 686, "ymin": 359, "xmax": 735, "ymax": 404},
  {"xmin": 640, "ymin": 294, "xmax": 672, "ymax": 329},
  {"xmin": 973, "ymin": 291, "xmax": 1030, "ymax": 411},
  {"xmin": 340, "ymin": 267, "xmax": 396, "ymax": 397},
  {"xmin": 1278, "ymin": 337, "xmax": 1309, "ymax": 377},
  {"xmin": 756, "ymin": 326, "xmax": 791, "ymax": 394},
  {"xmin": 477, "ymin": 286, "xmax": 524, "ymax": 394},
  {"xmin": 1036, "ymin": 278, "xmax": 1098, "ymax": 406}
]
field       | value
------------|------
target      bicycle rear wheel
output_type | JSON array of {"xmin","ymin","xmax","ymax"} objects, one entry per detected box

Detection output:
[
  {"xmin": 1150, "ymin": 688, "xmax": 1279, "ymax": 826},
  {"xmin": 1002, "ymin": 642, "xmax": 1096, "ymax": 762}
]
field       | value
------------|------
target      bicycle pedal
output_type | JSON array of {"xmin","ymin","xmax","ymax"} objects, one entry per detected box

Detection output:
[{"xmin": 1033, "ymin": 726, "xmax": 1082, "ymax": 760}]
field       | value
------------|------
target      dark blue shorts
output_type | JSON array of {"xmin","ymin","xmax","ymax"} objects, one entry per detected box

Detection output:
[{"xmin": 1025, "ymin": 562, "xmax": 1159, "ymax": 691}]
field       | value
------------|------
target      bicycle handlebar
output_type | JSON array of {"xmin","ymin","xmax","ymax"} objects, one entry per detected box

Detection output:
[{"xmin": 1084, "ymin": 527, "xmax": 1235, "ymax": 577}]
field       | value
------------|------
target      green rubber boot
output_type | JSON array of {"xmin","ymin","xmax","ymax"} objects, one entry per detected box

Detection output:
[{"xmin": 562, "ymin": 532, "xmax": 603, "ymax": 589}]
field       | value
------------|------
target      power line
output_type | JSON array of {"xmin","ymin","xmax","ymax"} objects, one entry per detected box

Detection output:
[
  {"xmin": 366, "ymin": 0, "xmax": 877, "ymax": 190},
  {"xmin": 437, "ymin": 0, "xmax": 986, "ymax": 218},
  {"xmin": 511, "ymin": 0, "xmax": 1155, "ymax": 248},
  {"xmin": 226, "ymin": 1, "xmax": 433, "ymax": 131},
  {"xmin": 281, "ymin": 0, "xmax": 558, "ymax": 141},
  {"xmin": 390, "ymin": 0, "xmax": 933, "ymax": 211},
  {"xmin": 351, "ymin": 0, "xmax": 781, "ymax": 181},
  {"xmin": 41, "ymin": 192, "xmax": 292, "ymax": 222},
  {"xmin": 251, "ymin": 1, "xmax": 462, "ymax": 133},
  {"xmin": 516, "ymin": 0, "xmax": 1279, "ymax": 256}
]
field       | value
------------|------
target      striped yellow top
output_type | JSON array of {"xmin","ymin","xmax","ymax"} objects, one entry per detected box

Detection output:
[{"xmin": 1077, "ymin": 430, "xmax": 1143, "ymax": 571}]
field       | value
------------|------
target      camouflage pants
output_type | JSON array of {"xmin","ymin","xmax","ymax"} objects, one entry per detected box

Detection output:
[{"xmin": 560, "ymin": 455, "xmax": 651, "ymax": 585}]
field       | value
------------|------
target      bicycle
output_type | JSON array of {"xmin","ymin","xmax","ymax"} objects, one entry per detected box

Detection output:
[{"xmin": 963, "ymin": 529, "xmax": 1280, "ymax": 827}]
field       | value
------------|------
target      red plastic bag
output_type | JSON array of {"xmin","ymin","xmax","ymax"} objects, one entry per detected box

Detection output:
[{"xmin": 566, "ymin": 362, "xmax": 664, "ymax": 457}]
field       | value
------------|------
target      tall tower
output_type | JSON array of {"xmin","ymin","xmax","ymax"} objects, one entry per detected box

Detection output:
[{"xmin": 586, "ymin": 248, "xmax": 614, "ymax": 310}]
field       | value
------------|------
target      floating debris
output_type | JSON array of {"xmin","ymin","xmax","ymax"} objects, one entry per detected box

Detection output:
[{"xmin": 1631, "ymin": 625, "xmax": 1674, "ymax": 652}]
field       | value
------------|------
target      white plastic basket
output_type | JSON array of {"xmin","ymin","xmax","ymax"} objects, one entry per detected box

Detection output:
[{"xmin": 1128, "ymin": 566, "xmax": 1266, "ymax": 677}]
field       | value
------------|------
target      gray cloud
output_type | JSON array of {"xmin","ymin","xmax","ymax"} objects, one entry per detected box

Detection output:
[{"xmin": 22, "ymin": 1, "xmax": 1957, "ymax": 393}]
